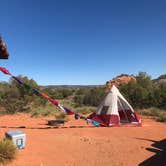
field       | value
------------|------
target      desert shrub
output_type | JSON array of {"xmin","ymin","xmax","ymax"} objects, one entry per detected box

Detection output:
[
  {"xmin": 74, "ymin": 87, "xmax": 106, "ymax": 107},
  {"xmin": 119, "ymin": 72, "xmax": 166, "ymax": 110},
  {"xmin": 75, "ymin": 106, "xmax": 96, "ymax": 115},
  {"xmin": 0, "ymin": 76, "xmax": 44, "ymax": 113},
  {"xmin": 30, "ymin": 104, "xmax": 58, "ymax": 117},
  {"xmin": 137, "ymin": 107, "xmax": 161, "ymax": 117},
  {"xmin": 83, "ymin": 88, "xmax": 106, "ymax": 106},
  {"xmin": 0, "ymin": 139, "xmax": 17, "ymax": 164},
  {"xmin": 120, "ymin": 74, "xmax": 153, "ymax": 109},
  {"xmin": 44, "ymin": 88, "xmax": 74, "ymax": 99},
  {"xmin": 55, "ymin": 112, "xmax": 67, "ymax": 120},
  {"xmin": 31, "ymin": 108, "xmax": 40, "ymax": 117},
  {"xmin": 3, "ymin": 98, "xmax": 29, "ymax": 114},
  {"xmin": 75, "ymin": 88, "xmax": 88, "ymax": 95},
  {"xmin": 73, "ymin": 95, "xmax": 84, "ymax": 107},
  {"xmin": 157, "ymin": 112, "xmax": 166, "ymax": 122},
  {"xmin": 138, "ymin": 107, "xmax": 166, "ymax": 123},
  {"xmin": 137, "ymin": 109, "xmax": 153, "ymax": 116},
  {"xmin": 148, "ymin": 107, "xmax": 161, "ymax": 116},
  {"xmin": 31, "ymin": 108, "xmax": 53, "ymax": 117}
]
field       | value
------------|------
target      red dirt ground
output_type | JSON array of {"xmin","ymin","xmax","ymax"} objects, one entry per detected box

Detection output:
[{"xmin": 0, "ymin": 114, "xmax": 166, "ymax": 166}]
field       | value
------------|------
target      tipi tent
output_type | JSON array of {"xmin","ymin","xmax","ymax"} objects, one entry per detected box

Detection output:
[{"xmin": 89, "ymin": 85, "xmax": 141, "ymax": 126}]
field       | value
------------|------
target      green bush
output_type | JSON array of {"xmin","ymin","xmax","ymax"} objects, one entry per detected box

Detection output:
[
  {"xmin": 120, "ymin": 72, "xmax": 166, "ymax": 109},
  {"xmin": 55, "ymin": 112, "xmax": 67, "ymax": 120},
  {"xmin": 137, "ymin": 109, "xmax": 153, "ymax": 116},
  {"xmin": 137, "ymin": 107, "xmax": 161, "ymax": 117},
  {"xmin": 138, "ymin": 107, "xmax": 166, "ymax": 123},
  {"xmin": 157, "ymin": 112, "xmax": 166, "ymax": 122},
  {"xmin": 1, "ymin": 71, "xmax": 166, "ymax": 116},
  {"xmin": 75, "ymin": 106, "xmax": 96, "ymax": 115},
  {"xmin": 149, "ymin": 107, "xmax": 161, "ymax": 116},
  {"xmin": 83, "ymin": 88, "xmax": 106, "ymax": 106},
  {"xmin": 73, "ymin": 87, "xmax": 106, "ymax": 107},
  {"xmin": 30, "ymin": 104, "xmax": 58, "ymax": 117},
  {"xmin": 0, "ymin": 139, "xmax": 17, "ymax": 164}
]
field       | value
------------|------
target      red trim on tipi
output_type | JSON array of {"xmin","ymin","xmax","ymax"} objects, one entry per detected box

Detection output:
[
  {"xmin": 89, "ymin": 113, "xmax": 119, "ymax": 126},
  {"xmin": 89, "ymin": 111, "xmax": 141, "ymax": 127},
  {"xmin": 133, "ymin": 112, "xmax": 141, "ymax": 122}
]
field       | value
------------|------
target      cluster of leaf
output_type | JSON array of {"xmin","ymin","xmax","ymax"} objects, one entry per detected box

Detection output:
[
  {"xmin": 73, "ymin": 87, "xmax": 106, "ymax": 107},
  {"xmin": 42, "ymin": 87, "xmax": 74, "ymax": 99},
  {"xmin": 0, "ymin": 76, "xmax": 76, "ymax": 114},
  {"xmin": 119, "ymin": 72, "xmax": 166, "ymax": 109},
  {"xmin": 0, "ymin": 76, "xmax": 46, "ymax": 113}
]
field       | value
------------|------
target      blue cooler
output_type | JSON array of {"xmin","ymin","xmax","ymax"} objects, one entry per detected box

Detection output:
[{"xmin": 5, "ymin": 130, "xmax": 26, "ymax": 149}]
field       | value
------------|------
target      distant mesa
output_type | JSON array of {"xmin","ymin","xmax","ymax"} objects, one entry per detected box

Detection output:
[
  {"xmin": 153, "ymin": 74, "xmax": 166, "ymax": 84},
  {"xmin": 0, "ymin": 36, "xmax": 9, "ymax": 59},
  {"xmin": 106, "ymin": 74, "xmax": 136, "ymax": 88}
]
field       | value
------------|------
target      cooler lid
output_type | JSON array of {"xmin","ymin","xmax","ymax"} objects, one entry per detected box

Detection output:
[{"xmin": 6, "ymin": 130, "xmax": 25, "ymax": 136}]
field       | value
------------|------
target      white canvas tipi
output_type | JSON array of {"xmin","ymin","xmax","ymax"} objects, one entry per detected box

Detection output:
[{"xmin": 89, "ymin": 85, "xmax": 141, "ymax": 126}]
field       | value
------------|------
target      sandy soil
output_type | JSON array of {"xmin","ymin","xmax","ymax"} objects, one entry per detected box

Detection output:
[{"xmin": 0, "ymin": 114, "xmax": 165, "ymax": 166}]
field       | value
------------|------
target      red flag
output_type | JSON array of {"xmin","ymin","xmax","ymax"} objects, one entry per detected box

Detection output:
[
  {"xmin": 63, "ymin": 107, "xmax": 74, "ymax": 115},
  {"xmin": 0, "ymin": 67, "xmax": 11, "ymax": 75},
  {"xmin": 41, "ymin": 93, "xmax": 52, "ymax": 100},
  {"xmin": 49, "ymin": 99, "xmax": 59, "ymax": 106}
]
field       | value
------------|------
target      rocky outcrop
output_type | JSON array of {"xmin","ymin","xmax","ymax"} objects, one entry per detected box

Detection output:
[{"xmin": 106, "ymin": 74, "xmax": 136, "ymax": 88}]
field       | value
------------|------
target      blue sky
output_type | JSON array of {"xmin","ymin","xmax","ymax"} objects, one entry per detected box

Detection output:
[{"xmin": 0, "ymin": 0, "xmax": 166, "ymax": 85}]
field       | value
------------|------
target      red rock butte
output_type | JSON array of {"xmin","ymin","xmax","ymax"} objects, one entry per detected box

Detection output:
[{"xmin": 106, "ymin": 74, "xmax": 136, "ymax": 88}]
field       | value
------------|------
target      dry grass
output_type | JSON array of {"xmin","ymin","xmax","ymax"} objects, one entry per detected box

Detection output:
[
  {"xmin": 137, "ymin": 107, "xmax": 166, "ymax": 122},
  {"xmin": 54, "ymin": 112, "xmax": 67, "ymax": 120},
  {"xmin": 30, "ymin": 104, "xmax": 59, "ymax": 117},
  {"xmin": 75, "ymin": 106, "xmax": 96, "ymax": 115},
  {"xmin": 0, "ymin": 139, "xmax": 17, "ymax": 164}
]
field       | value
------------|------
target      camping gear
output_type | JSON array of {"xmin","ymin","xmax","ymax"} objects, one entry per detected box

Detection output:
[
  {"xmin": 74, "ymin": 113, "xmax": 80, "ymax": 120},
  {"xmin": 5, "ymin": 130, "xmax": 26, "ymax": 149},
  {"xmin": 48, "ymin": 120, "xmax": 67, "ymax": 126},
  {"xmin": 92, "ymin": 120, "xmax": 100, "ymax": 127},
  {"xmin": 88, "ymin": 85, "xmax": 141, "ymax": 126}
]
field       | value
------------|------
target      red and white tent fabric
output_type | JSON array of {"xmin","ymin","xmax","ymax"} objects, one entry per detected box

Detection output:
[{"xmin": 89, "ymin": 85, "xmax": 141, "ymax": 126}]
